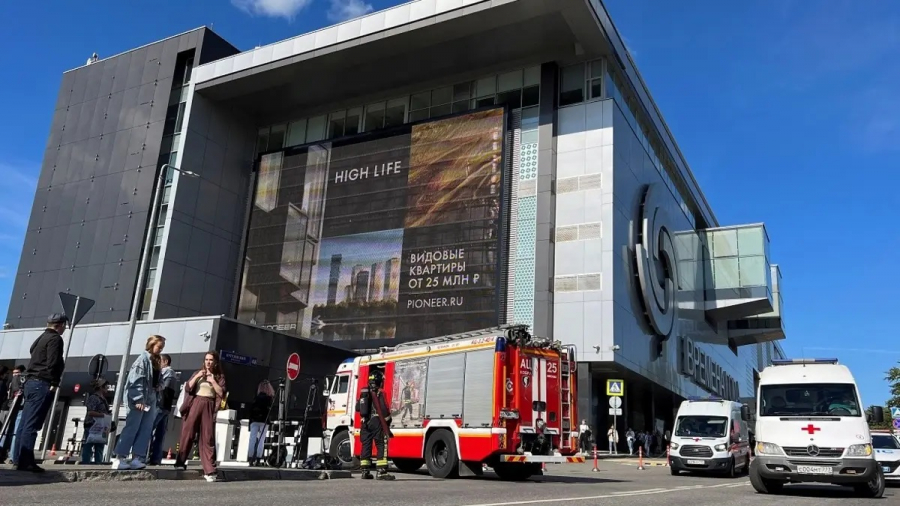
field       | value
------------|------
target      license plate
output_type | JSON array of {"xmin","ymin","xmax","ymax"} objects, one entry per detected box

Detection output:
[
  {"xmin": 686, "ymin": 460, "xmax": 705, "ymax": 465},
  {"xmin": 796, "ymin": 465, "xmax": 832, "ymax": 475}
]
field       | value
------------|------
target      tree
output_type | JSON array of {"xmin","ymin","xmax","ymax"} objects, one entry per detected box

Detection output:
[{"xmin": 887, "ymin": 361, "xmax": 900, "ymax": 410}]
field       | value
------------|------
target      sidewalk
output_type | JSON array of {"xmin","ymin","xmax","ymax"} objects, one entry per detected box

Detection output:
[{"xmin": 0, "ymin": 463, "xmax": 351, "ymax": 486}]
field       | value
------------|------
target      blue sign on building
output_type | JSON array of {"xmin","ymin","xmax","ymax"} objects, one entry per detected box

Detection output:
[{"xmin": 219, "ymin": 350, "xmax": 258, "ymax": 366}]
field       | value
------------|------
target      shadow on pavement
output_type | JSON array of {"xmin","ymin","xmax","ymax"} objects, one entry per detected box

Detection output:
[
  {"xmin": 773, "ymin": 483, "xmax": 897, "ymax": 498},
  {"xmin": 532, "ymin": 475, "xmax": 627, "ymax": 484}
]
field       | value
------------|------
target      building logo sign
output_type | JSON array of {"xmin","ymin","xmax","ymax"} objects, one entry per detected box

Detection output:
[
  {"xmin": 678, "ymin": 336, "xmax": 740, "ymax": 400},
  {"xmin": 625, "ymin": 184, "xmax": 678, "ymax": 342}
]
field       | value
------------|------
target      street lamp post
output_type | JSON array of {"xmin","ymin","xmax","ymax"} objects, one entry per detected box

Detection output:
[{"xmin": 104, "ymin": 163, "xmax": 198, "ymax": 462}]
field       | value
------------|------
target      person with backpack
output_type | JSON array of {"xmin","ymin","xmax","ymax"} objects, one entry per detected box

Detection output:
[
  {"xmin": 247, "ymin": 380, "xmax": 274, "ymax": 466},
  {"xmin": 148, "ymin": 354, "xmax": 177, "ymax": 465}
]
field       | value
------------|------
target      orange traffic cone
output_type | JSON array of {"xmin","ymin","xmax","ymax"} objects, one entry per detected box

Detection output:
[
  {"xmin": 50, "ymin": 444, "xmax": 57, "ymax": 457},
  {"xmin": 166, "ymin": 448, "xmax": 173, "ymax": 460}
]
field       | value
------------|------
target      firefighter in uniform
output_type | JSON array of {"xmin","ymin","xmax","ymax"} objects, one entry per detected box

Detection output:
[{"xmin": 357, "ymin": 369, "xmax": 395, "ymax": 480}]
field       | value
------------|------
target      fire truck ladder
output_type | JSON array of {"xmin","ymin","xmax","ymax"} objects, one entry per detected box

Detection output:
[
  {"xmin": 560, "ymin": 344, "xmax": 577, "ymax": 451},
  {"xmin": 393, "ymin": 324, "xmax": 530, "ymax": 350}
]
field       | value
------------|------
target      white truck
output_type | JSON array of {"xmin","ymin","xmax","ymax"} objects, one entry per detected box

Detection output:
[
  {"xmin": 750, "ymin": 358, "xmax": 886, "ymax": 498},
  {"xmin": 668, "ymin": 397, "xmax": 752, "ymax": 477}
]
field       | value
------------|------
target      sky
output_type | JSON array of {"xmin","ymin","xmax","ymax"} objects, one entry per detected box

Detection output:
[{"xmin": 0, "ymin": 0, "xmax": 898, "ymax": 406}]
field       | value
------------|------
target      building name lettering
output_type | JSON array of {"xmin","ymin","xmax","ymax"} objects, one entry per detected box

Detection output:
[
  {"xmin": 678, "ymin": 336, "xmax": 740, "ymax": 401},
  {"xmin": 333, "ymin": 161, "xmax": 402, "ymax": 183}
]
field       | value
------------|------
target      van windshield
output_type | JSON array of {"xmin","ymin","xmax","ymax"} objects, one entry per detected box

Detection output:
[
  {"xmin": 872, "ymin": 435, "xmax": 900, "ymax": 450},
  {"xmin": 760, "ymin": 383, "xmax": 861, "ymax": 417},
  {"xmin": 674, "ymin": 416, "xmax": 729, "ymax": 438}
]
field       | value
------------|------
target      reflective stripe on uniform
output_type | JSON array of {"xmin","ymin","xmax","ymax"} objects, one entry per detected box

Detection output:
[
  {"xmin": 360, "ymin": 459, "xmax": 370, "ymax": 466},
  {"xmin": 376, "ymin": 459, "xmax": 389, "ymax": 467}
]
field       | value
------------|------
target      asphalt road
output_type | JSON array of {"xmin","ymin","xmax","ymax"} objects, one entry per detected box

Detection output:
[{"xmin": 2, "ymin": 460, "xmax": 897, "ymax": 506}]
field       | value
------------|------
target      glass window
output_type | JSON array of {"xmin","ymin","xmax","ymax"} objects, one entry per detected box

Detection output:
[
  {"xmin": 712, "ymin": 229, "xmax": 738, "ymax": 257},
  {"xmin": 589, "ymin": 59, "xmax": 603, "ymax": 79},
  {"xmin": 475, "ymin": 96, "xmax": 495, "ymax": 108},
  {"xmin": 589, "ymin": 79, "xmax": 603, "ymax": 100},
  {"xmin": 286, "ymin": 119, "xmax": 307, "ymax": 147},
  {"xmin": 559, "ymin": 64, "xmax": 585, "ymax": 106},
  {"xmin": 713, "ymin": 258, "xmax": 739, "ymax": 289},
  {"xmin": 345, "ymin": 107, "xmax": 361, "ymax": 136},
  {"xmin": 498, "ymin": 70, "xmax": 523, "ymax": 92},
  {"xmin": 268, "ymin": 124, "xmax": 286, "ymax": 150},
  {"xmin": 410, "ymin": 92, "xmax": 431, "ymax": 111},
  {"xmin": 737, "ymin": 227, "xmax": 765, "ymax": 257},
  {"xmin": 363, "ymin": 102, "xmax": 385, "ymax": 132},
  {"xmin": 452, "ymin": 82, "xmax": 472, "ymax": 102},
  {"xmin": 476, "ymin": 76, "xmax": 496, "ymax": 98},
  {"xmin": 384, "ymin": 98, "xmax": 407, "ymax": 128},
  {"xmin": 521, "ymin": 106, "xmax": 539, "ymax": 131},
  {"xmin": 307, "ymin": 115, "xmax": 327, "ymax": 142},
  {"xmin": 739, "ymin": 256, "xmax": 767, "ymax": 288},
  {"xmin": 141, "ymin": 289, "xmax": 153, "ymax": 312},
  {"xmin": 452, "ymin": 100, "xmax": 471, "ymax": 113},
  {"xmin": 524, "ymin": 65, "xmax": 541, "ymax": 87},
  {"xmin": 408, "ymin": 109, "xmax": 429, "ymax": 122},
  {"xmin": 328, "ymin": 110, "xmax": 346, "ymax": 139},
  {"xmin": 760, "ymin": 383, "xmax": 861, "ymax": 417},
  {"xmin": 256, "ymin": 127, "xmax": 269, "ymax": 153},
  {"xmin": 433, "ymin": 86, "xmax": 453, "ymax": 105},
  {"xmin": 674, "ymin": 416, "xmax": 728, "ymax": 437},
  {"xmin": 430, "ymin": 103, "xmax": 451, "ymax": 118},
  {"xmin": 496, "ymin": 90, "xmax": 521, "ymax": 109},
  {"xmin": 173, "ymin": 102, "xmax": 187, "ymax": 134},
  {"xmin": 522, "ymin": 85, "xmax": 540, "ymax": 107}
]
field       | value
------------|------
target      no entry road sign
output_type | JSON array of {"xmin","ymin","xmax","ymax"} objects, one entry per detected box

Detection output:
[{"xmin": 286, "ymin": 353, "xmax": 301, "ymax": 381}]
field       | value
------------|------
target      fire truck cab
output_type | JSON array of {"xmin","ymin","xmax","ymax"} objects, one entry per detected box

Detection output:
[{"xmin": 323, "ymin": 325, "xmax": 585, "ymax": 480}]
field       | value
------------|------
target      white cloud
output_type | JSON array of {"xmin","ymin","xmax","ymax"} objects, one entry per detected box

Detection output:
[
  {"xmin": 328, "ymin": 0, "xmax": 373, "ymax": 22},
  {"xmin": 231, "ymin": 0, "xmax": 314, "ymax": 20}
]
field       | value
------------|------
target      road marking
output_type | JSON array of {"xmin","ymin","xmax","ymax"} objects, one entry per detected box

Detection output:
[{"xmin": 458, "ymin": 482, "xmax": 748, "ymax": 506}]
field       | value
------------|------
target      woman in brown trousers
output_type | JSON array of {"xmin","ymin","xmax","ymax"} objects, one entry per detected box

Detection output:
[{"xmin": 175, "ymin": 352, "xmax": 226, "ymax": 482}]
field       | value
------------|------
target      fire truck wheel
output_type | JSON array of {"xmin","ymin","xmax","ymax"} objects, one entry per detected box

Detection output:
[
  {"xmin": 329, "ymin": 430, "xmax": 360, "ymax": 470},
  {"xmin": 425, "ymin": 429, "xmax": 460, "ymax": 479},
  {"xmin": 392, "ymin": 458, "xmax": 424, "ymax": 473}
]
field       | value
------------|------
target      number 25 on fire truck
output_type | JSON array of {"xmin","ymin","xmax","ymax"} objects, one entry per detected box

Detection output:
[{"xmin": 323, "ymin": 325, "xmax": 586, "ymax": 481}]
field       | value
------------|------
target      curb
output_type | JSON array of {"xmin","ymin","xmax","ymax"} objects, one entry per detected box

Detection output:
[{"xmin": 0, "ymin": 468, "xmax": 352, "ymax": 486}]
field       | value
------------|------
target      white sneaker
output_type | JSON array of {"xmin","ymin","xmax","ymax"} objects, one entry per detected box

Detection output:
[
  {"xmin": 113, "ymin": 459, "xmax": 130, "ymax": 470},
  {"xmin": 204, "ymin": 474, "xmax": 217, "ymax": 483},
  {"xmin": 129, "ymin": 458, "xmax": 146, "ymax": 470}
]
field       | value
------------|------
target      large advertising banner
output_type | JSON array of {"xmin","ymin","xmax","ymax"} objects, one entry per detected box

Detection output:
[{"xmin": 237, "ymin": 108, "xmax": 506, "ymax": 347}]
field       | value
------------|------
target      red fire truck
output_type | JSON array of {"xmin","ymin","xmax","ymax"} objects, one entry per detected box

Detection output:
[{"xmin": 323, "ymin": 325, "xmax": 585, "ymax": 480}]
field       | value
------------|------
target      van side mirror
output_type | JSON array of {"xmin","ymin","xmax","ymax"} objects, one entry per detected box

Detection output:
[
  {"xmin": 322, "ymin": 377, "xmax": 331, "ymax": 396},
  {"xmin": 870, "ymin": 406, "xmax": 884, "ymax": 424},
  {"xmin": 740, "ymin": 405, "xmax": 751, "ymax": 421}
]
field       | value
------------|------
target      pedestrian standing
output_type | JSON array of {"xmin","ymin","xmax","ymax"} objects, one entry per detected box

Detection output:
[
  {"xmin": 1, "ymin": 365, "xmax": 25, "ymax": 464},
  {"xmin": 81, "ymin": 378, "xmax": 111, "ymax": 464},
  {"xmin": 112, "ymin": 335, "xmax": 165, "ymax": 470},
  {"xmin": 357, "ymin": 369, "xmax": 394, "ymax": 480},
  {"xmin": 175, "ymin": 352, "xmax": 227, "ymax": 482},
  {"xmin": 578, "ymin": 419, "xmax": 592, "ymax": 454},
  {"xmin": 148, "ymin": 354, "xmax": 177, "ymax": 465},
  {"xmin": 247, "ymin": 380, "xmax": 274, "ymax": 466},
  {"xmin": 607, "ymin": 425, "xmax": 619, "ymax": 454},
  {"xmin": 626, "ymin": 428, "xmax": 635, "ymax": 455},
  {"xmin": 14, "ymin": 314, "xmax": 68, "ymax": 472}
]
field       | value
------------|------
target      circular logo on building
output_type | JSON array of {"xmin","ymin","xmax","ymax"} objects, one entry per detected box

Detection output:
[{"xmin": 624, "ymin": 184, "xmax": 679, "ymax": 341}]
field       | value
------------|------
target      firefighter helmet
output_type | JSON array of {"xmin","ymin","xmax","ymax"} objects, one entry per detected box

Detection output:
[{"xmin": 367, "ymin": 369, "xmax": 384, "ymax": 389}]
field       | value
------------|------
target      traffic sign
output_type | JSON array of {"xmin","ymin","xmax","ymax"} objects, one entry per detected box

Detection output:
[
  {"xmin": 609, "ymin": 396, "xmax": 622, "ymax": 409},
  {"xmin": 894, "ymin": 418, "xmax": 900, "ymax": 431},
  {"xmin": 891, "ymin": 407, "xmax": 900, "ymax": 419},
  {"xmin": 606, "ymin": 379, "xmax": 624, "ymax": 396},
  {"xmin": 88, "ymin": 354, "xmax": 108, "ymax": 379},
  {"xmin": 58, "ymin": 292, "xmax": 95, "ymax": 327},
  {"xmin": 608, "ymin": 408, "xmax": 623, "ymax": 416},
  {"xmin": 286, "ymin": 353, "xmax": 301, "ymax": 381}
]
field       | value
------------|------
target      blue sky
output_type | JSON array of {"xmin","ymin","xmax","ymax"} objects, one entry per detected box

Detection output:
[{"xmin": 0, "ymin": 0, "xmax": 897, "ymax": 406}]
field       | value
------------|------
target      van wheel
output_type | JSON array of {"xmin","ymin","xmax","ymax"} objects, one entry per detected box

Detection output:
[
  {"xmin": 727, "ymin": 457, "xmax": 736, "ymax": 478},
  {"xmin": 425, "ymin": 430, "xmax": 460, "ymax": 479},
  {"xmin": 749, "ymin": 461, "xmax": 783, "ymax": 494},
  {"xmin": 854, "ymin": 468, "xmax": 885, "ymax": 498},
  {"xmin": 329, "ymin": 430, "xmax": 359, "ymax": 470},
  {"xmin": 392, "ymin": 458, "xmax": 424, "ymax": 473},
  {"xmin": 670, "ymin": 466, "xmax": 680, "ymax": 476}
]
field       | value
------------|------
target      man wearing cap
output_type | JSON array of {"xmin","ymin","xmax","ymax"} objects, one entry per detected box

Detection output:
[{"xmin": 14, "ymin": 313, "xmax": 68, "ymax": 472}]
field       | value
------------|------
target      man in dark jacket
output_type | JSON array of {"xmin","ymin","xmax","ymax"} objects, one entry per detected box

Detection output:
[{"xmin": 14, "ymin": 313, "xmax": 68, "ymax": 472}]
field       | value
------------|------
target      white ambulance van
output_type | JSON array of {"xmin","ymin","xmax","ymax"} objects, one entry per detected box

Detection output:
[
  {"xmin": 669, "ymin": 397, "xmax": 752, "ymax": 477},
  {"xmin": 750, "ymin": 359, "xmax": 886, "ymax": 498}
]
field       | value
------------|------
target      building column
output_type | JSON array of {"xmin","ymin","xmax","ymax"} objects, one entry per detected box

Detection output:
[
  {"xmin": 532, "ymin": 62, "xmax": 558, "ymax": 338},
  {"xmin": 577, "ymin": 363, "xmax": 594, "ymax": 436}
]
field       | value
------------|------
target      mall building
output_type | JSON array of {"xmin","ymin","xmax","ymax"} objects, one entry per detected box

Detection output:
[{"xmin": 2, "ymin": 0, "xmax": 786, "ymax": 444}]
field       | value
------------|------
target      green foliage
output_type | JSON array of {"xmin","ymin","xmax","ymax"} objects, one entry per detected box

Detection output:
[{"xmin": 887, "ymin": 362, "xmax": 900, "ymax": 409}]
